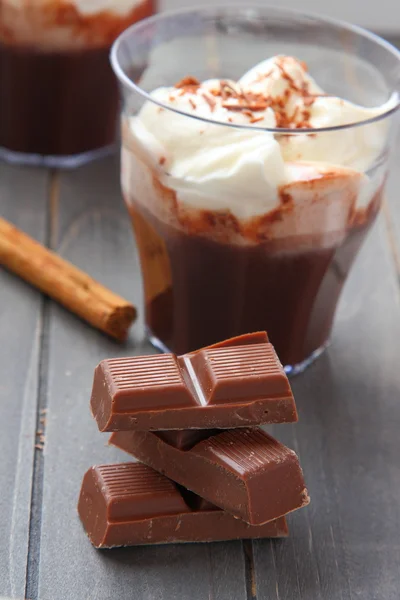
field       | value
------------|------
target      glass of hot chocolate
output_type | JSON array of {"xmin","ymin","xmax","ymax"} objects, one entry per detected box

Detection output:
[
  {"xmin": 111, "ymin": 7, "xmax": 400, "ymax": 374},
  {"xmin": 0, "ymin": 0, "xmax": 156, "ymax": 167}
]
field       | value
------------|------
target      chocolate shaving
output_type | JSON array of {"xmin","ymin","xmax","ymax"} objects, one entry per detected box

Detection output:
[
  {"xmin": 201, "ymin": 92, "xmax": 216, "ymax": 111},
  {"xmin": 240, "ymin": 91, "xmax": 252, "ymax": 104},
  {"xmin": 220, "ymin": 80, "xmax": 239, "ymax": 100},
  {"xmin": 169, "ymin": 59, "xmax": 318, "ymax": 129},
  {"xmin": 222, "ymin": 102, "xmax": 268, "ymax": 112},
  {"xmin": 301, "ymin": 79, "xmax": 309, "ymax": 94},
  {"xmin": 291, "ymin": 106, "xmax": 299, "ymax": 123},
  {"xmin": 241, "ymin": 89, "xmax": 258, "ymax": 104},
  {"xmin": 300, "ymin": 60, "xmax": 308, "ymax": 72},
  {"xmin": 255, "ymin": 69, "xmax": 274, "ymax": 82},
  {"xmin": 174, "ymin": 76, "xmax": 200, "ymax": 89},
  {"xmin": 276, "ymin": 61, "xmax": 294, "ymax": 84},
  {"xmin": 220, "ymin": 86, "xmax": 230, "ymax": 101},
  {"xmin": 303, "ymin": 96, "xmax": 315, "ymax": 108},
  {"xmin": 275, "ymin": 58, "xmax": 312, "ymax": 100}
]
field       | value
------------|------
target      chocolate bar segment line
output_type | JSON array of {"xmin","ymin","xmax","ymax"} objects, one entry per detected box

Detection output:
[
  {"xmin": 188, "ymin": 343, "xmax": 290, "ymax": 404},
  {"xmin": 91, "ymin": 336, "xmax": 297, "ymax": 431},
  {"xmin": 78, "ymin": 462, "xmax": 289, "ymax": 548},
  {"xmin": 110, "ymin": 428, "xmax": 310, "ymax": 525},
  {"xmin": 181, "ymin": 355, "xmax": 208, "ymax": 406}
]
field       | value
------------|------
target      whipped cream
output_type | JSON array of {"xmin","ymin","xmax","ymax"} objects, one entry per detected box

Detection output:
[
  {"xmin": 127, "ymin": 56, "xmax": 392, "ymax": 220},
  {"xmin": 71, "ymin": 0, "xmax": 143, "ymax": 15},
  {"xmin": 2, "ymin": 0, "xmax": 140, "ymax": 15},
  {"xmin": 132, "ymin": 81, "xmax": 284, "ymax": 219}
]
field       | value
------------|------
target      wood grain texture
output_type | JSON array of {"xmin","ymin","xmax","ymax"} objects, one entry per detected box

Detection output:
[
  {"xmin": 36, "ymin": 156, "xmax": 248, "ymax": 600},
  {"xmin": 0, "ymin": 164, "xmax": 48, "ymax": 597},
  {"xmin": 253, "ymin": 214, "xmax": 400, "ymax": 600},
  {"xmin": 2, "ymin": 134, "xmax": 400, "ymax": 598}
]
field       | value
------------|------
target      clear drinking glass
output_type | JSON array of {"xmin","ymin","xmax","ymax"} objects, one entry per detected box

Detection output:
[
  {"xmin": 111, "ymin": 6, "xmax": 400, "ymax": 374},
  {"xmin": 0, "ymin": 0, "xmax": 156, "ymax": 167}
]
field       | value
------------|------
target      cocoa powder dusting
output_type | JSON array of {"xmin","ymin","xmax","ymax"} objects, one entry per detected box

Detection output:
[{"xmin": 280, "ymin": 191, "xmax": 293, "ymax": 206}]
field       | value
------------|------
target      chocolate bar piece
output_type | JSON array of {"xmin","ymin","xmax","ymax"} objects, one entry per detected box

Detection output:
[
  {"xmin": 90, "ymin": 332, "xmax": 297, "ymax": 431},
  {"xmin": 78, "ymin": 462, "xmax": 289, "ymax": 548},
  {"xmin": 110, "ymin": 428, "xmax": 309, "ymax": 525},
  {"xmin": 201, "ymin": 331, "xmax": 270, "ymax": 349}
]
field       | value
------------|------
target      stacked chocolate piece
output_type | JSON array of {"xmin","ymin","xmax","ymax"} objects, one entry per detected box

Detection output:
[{"xmin": 78, "ymin": 331, "xmax": 310, "ymax": 548}]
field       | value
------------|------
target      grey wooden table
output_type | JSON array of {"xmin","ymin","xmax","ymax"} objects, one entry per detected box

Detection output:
[{"xmin": 1, "ymin": 148, "xmax": 400, "ymax": 600}]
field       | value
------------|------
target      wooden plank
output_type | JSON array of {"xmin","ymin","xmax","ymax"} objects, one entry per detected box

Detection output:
[
  {"xmin": 37, "ymin": 155, "xmax": 248, "ymax": 600},
  {"xmin": 0, "ymin": 164, "xmax": 48, "ymax": 598},
  {"xmin": 253, "ymin": 213, "xmax": 400, "ymax": 600}
]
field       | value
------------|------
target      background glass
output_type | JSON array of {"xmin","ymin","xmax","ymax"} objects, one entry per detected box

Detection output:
[
  {"xmin": 0, "ymin": 0, "xmax": 156, "ymax": 167},
  {"xmin": 112, "ymin": 6, "xmax": 400, "ymax": 373}
]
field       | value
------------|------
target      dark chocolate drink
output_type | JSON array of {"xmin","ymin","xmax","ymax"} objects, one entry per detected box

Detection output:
[
  {"xmin": 0, "ymin": 43, "xmax": 119, "ymax": 157},
  {"xmin": 0, "ymin": 0, "xmax": 155, "ymax": 163},
  {"xmin": 114, "ymin": 50, "xmax": 393, "ymax": 370},
  {"xmin": 128, "ymin": 197, "xmax": 380, "ymax": 367}
]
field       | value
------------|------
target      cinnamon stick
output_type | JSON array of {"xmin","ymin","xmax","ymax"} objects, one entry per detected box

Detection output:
[{"xmin": 0, "ymin": 216, "xmax": 137, "ymax": 341}]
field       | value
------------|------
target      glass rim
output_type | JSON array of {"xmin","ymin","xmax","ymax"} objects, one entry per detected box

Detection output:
[{"xmin": 111, "ymin": 4, "xmax": 400, "ymax": 135}]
